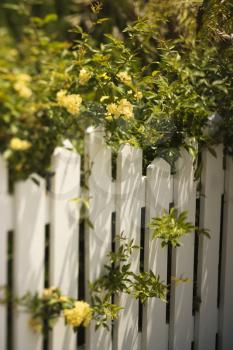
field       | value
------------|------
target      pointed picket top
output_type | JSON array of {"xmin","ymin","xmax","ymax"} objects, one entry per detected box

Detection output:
[
  {"xmin": 115, "ymin": 144, "xmax": 144, "ymax": 350},
  {"xmin": 14, "ymin": 173, "xmax": 46, "ymax": 293},
  {"xmin": 169, "ymin": 148, "xmax": 196, "ymax": 350},
  {"xmin": 50, "ymin": 145, "xmax": 81, "ymax": 350},
  {"xmin": 52, "ymin": 146, "xmax": 81, "ymax": 198},
  {"xmin": 85, "ymin": 126, "xmax": 112, "ymax": 207},
  {"xmin": 146, "ymin": 157, "xmax": 173, "ymax": 213},
  {"xmin": 14, "ymin": 173, "xmax": 46, "ymax": 350},
  {"xmin": 85, "ymin": 127, "xmax": 113, "ymax": 350},
  {"xmin": 143, "ymin": 157, "xmax": 172, "ymax": 350}
]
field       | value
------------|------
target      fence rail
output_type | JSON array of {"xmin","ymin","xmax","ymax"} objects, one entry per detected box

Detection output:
[{"xmin": 0, "ymin": 128, "xmax": 233, "ymax": 350}]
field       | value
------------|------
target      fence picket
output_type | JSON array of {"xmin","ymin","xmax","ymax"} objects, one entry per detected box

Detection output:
[
  {"xmin": 219, "ymin": 156, "xmax": 233, "ymax": 350},
  {"xmin": 169, "ymin": 149, "xmax": 196, "ymax": 349},
  {"xmin": 1, "ymin": 136, "xmax": 233, "ymax": 350},
  {"xmin": 14, "ymin": 175, "xmax": 46, "ymax": 350},
  {"xmin": 0, "ymin": 157, "xmax": 12, "ymax": 350},
  {"xmin": 195, "ymin": 145, "xmax": 224, "ymax": 350},
  {"xmin": 143, "ymin": 159, "xmax": 173, "ymax": 350},
  {"xmin": 85, "ymin": 128, "xmax": 113, "ymax": 350},
  {"xmin": 49, "ymin": 147, "xmax": 80, "ymax": 350},
  {"xmin": 115, "ymin": 145, "xmax": 144, "ymax": 350}
]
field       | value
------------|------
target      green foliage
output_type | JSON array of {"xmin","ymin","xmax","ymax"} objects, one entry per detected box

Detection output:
[
  {"xmin": 1, "ymin": 287, "xmax": 93, "ymax": 333},
  {"xmin": 133, "ymin": 271, "xmax": 167, "ymax": 304},
  {"xmin": 90, "ymin": 235, "xmax": 167, "ymax": 329},
  {"xmin": 149, "ymin": 208, "xmax": 195, "ymax": 247},
  {"xmin": 0, "ymin": 1, "xmax": 233, "ymax": 182},
  {"xmin": 18, "ymin": 287, "xmax": 73, "ymax": 332}
]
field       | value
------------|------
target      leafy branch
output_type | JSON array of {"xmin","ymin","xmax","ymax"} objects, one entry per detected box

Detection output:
[
  {"xmin": 90, "ymin": 234, "xmax": 167, "ymax": 329},
  {"xmin": 149, "ymin": 207, "xmax": 210, "ymax": 247}
]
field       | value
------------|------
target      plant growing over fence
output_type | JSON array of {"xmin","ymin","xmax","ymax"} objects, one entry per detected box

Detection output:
[
  {"xmin": 0, "ymin": 1, "xmax": 233, "ymax": 183},
  {"xmin": 149, "ymin": 208, "xmax": 196, "ymax": 247},
  {"xmin": 8, "ymin": 287, "xmax": 92, "ymax": 333},
  {"xmin": 90, "ymin": 235, "xmax": 167, "ymax": 329},
  {"xmin": 149, "ymin": 207, "xmax": 210, "ymax": 247},
  {"xmin": 0, "ymin": 234, "xmax": 167, "ymax": 333}
]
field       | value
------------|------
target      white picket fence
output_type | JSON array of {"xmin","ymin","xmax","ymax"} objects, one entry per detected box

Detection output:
[{"xmin": 0, "ymin": 128, "xmax": 233, "ymax": 350}]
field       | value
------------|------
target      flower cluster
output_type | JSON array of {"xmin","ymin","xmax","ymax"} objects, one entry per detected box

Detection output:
[
  {"xmin": 56, "ymin": 90, "xmax": 82, "ymax": 115},
  {"xmin": 117, "ymin": 71, "xmax": 132, "ymax": 85},
  {"xmin": 13, "ymin": 73, "xmax": 32, "ymax": 98},
  {"xmin": 10, "ymin": 137, "xmax": 32, "ymax": 151},
  {"xmin": 25, "ymin": 287, "xmax": 92, "ymax": 333},
  {"xmin": 64, "ymin": 301, "xmax": 92, "ymax": 327},
  {"xmin": 79, "ymin": 68, "xmax": 92, "ymax": 85},
  {"xmin": 106, "ymin": 99, "xmax": 134, "ymax": 119},
  {"xmin": 28, "ymin": 317, "xmax": 43, "ymax": 333}
]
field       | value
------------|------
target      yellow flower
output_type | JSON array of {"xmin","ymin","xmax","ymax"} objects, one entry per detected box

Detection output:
[
  {"xmin": 64, "ymin": 301, "xmax": 92, "ymax": 328},
  {"xmin": 42, "ymin": 286, "xmax": 57, "ymax": 299},
  {"xmin": 13, "ymin": 73, "xmax": 32, "ymax": 98},
  {"xmin": 79, "ymin": 68, "xmax": 92, "ymax": 85},
  {"xmin": 56, "ymin": 89, "xmax": 66, "ymax": 101},
  {"xmin": 16, "ymin": 73, "xmax": 31, "ymax": 83},
  {"xmin": 28, "ymin": 317, "xmax": 43, "ymax": 333},
  {"xmin": 10, "ymin": 138, "xmax": 32, "ymax": 151},
  {"xmin": 117, "ymin": 71, "xmax": 132, "ymax": 85},
  {"xmin": 56, "ymin": 90, "xmax": 82, "ymax": 115},
  {"xmin": 106, "ymin": 99, "xmax": 134, "ymax": 119},
  {"xmin": 14, "ymin": 82, "xmax": 32, "ymax": 98},
  {"xmin": 117, "ymin": 99, "xmax": 134, "ymax": 119},
  {"xmin": 59, "ymin": 295, "xmax": 69, "ymax": 303},
  {"xmin": 106, "ymin": 103, "xmax": 120, "ymax": 117},
  {"xmin": 135, "ymin": 90, "xmax": 143, "ymax": 100}
]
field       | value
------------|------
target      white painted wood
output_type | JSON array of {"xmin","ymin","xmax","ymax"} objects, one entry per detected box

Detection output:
[
  {"xmin": 169, "ymin": 149, "xmax": 196, "ymax": 349},
  {"xmin": 0, "ymin": 157, "xmax": 12, "ymax": 350},
  {"xmin": 85, "ymin": 128, "xmax": 114, "ymax": 350},
  {"xmin": 115, "ymin": 145, "xmax": 144, "ymax": 350},
  {"xmin": 49, "ymin": 147, "xmax": 80, "ymax": 350},
  {"xmin": 0, "ymin": 157, "xmax": 8, "ymax": 193},
  {"xmin": 195, "ymin": 145, "xmax": 224, "ymax": 350},
  {"xmin": 219, "ymin": 156, "xmax": 233, "ymax": 350},
  {"xmin": 14, "ymin": 174, "xmax": 46, "ymax": 350},
  {"xmin": 142, "ymin": 159, "xmax": 173, "ymax": 350}
]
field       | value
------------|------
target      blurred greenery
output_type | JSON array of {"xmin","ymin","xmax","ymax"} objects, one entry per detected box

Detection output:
[{"xmin": 0, "ymin": 0, "xmax": 233, "ymax": 183}]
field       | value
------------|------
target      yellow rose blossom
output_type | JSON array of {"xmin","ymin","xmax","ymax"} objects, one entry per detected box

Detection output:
[
  {"xmin": 16, "ymin": 73, "xmax": 31, "ymax": 82},
  {"xmin": 117, "ymin": 71, "xmax": 132, "ymax": 85},
  {"xmin": 117, "ymin": 98, "xmax": 134, "ymax": 119},
  {"xmin": 135, "ymin": 90, "xmax": 143, "ymax": 100},
  {"xmin": 64, "ymin": 301, "xmax": 92, "ymax": 327},
  {"xmin": 56, "ymin": 90, "xmax": 82, "ymax": 115},
  {"xmin": 14, "ymin": 82, "xmax": 32, "ymax": 98},
  {"xmin": 106, "ymin": 99, "xmax": 134, "ymax": 119},
  {"xmin": 10, "ymin": 137, "xmax": 32, "ymax": 151},
  {"xmin": 13, "ymin": 73, "xmax": 32, "ymax": 98},
  {"xmin": 107, "ymin": 103, "xmax": 120, "ymax": 117},
  {"xmin": 56, "ymin": 89, "xmax": 66, "ymax": 101},
  {"xmin": 42, "ymin": 286, "xmax": 57, "ymax": 299},
  {"xmin": 59, "ymin": 295, "xmax": 69, "ymax": 302},
  {"xmin": 28, "ymin": 317, "xmax": 43, "ymax": 333},
  {"xmin": 79, "ymin": 68, "xmax": 92, "ymax": 85}
]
